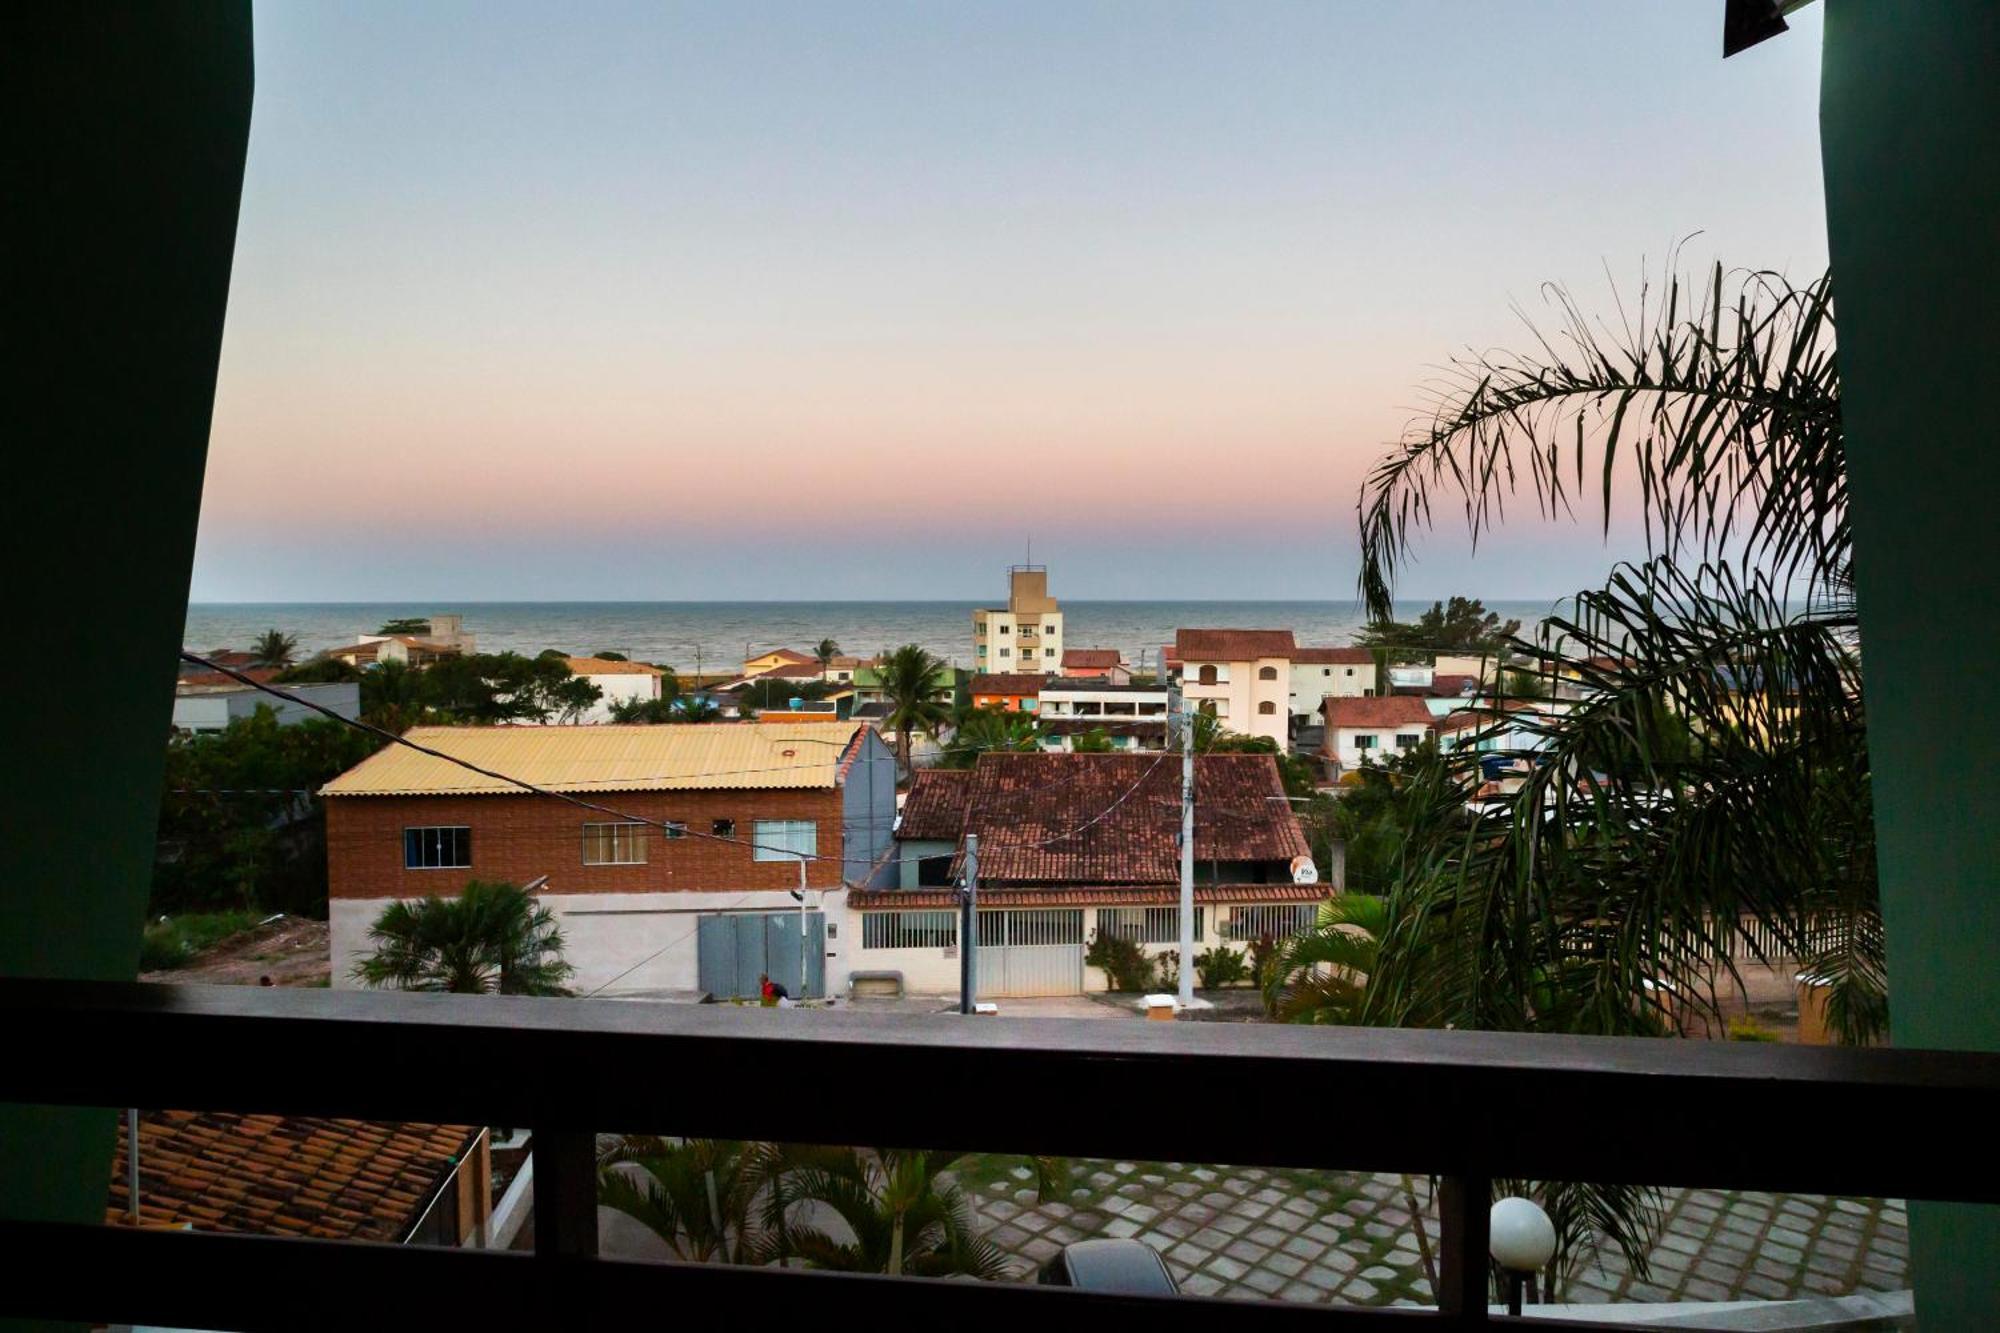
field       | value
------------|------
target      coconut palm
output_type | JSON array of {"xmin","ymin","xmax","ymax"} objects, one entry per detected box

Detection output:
[
  {"xmin": 596, "ymin": 1138, "xmax": 795, "ymax": 1264},
  {"xmin": 939, "ymin": 705, "xmax": 1043, "ymax": 768},
  {"xmin": 351, "ymin": 880, "xmax": 573, "ymax": 995},
  {"xmin": 249, "ymin": 629, "xmax": 298, "ymax": 668},
  {"xmin": 1261, "ymin": 894, "xmax": 1389, "ymax": 1024},
  {"xmin": 813, "ymin": 638, "xmax": 840, "ymax": 670},
  {"xmin": 877, "ymin": 643, "xmax": 949, "ymax": 778}
]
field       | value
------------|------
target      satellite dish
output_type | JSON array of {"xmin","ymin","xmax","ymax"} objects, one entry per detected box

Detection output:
[{"xmin": 1290, "ymin": 855, "xmax": 1319, "ymax": 886}]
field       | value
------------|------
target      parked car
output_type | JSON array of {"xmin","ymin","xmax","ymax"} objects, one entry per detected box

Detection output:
[{"xmin": 1037, "ymin": 1238, "xmax": 1179, "ymax": 1295}]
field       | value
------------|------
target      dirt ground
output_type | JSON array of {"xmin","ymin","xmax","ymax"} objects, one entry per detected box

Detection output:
[{"xmin": 140, "ymin": 916, "xmax": 332, "ymax": 988}]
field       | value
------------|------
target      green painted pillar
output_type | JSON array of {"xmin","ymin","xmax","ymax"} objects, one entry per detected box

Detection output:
[
  {"xmin": 3, "ymin": 4, "xmax": 253, "ymax": 1320},
  {"xmin": 1818, "ymin": 1, "xmax": 2000, "ymax": 1322}
]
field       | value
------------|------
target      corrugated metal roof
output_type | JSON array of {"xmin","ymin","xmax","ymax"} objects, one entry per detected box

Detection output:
[{"xmin": 320, "ymin": 723, "xmax": 864, "ymax": 797}]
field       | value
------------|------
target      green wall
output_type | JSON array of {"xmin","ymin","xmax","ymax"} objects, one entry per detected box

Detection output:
[
  {"xmin": 1818, "ymin": 1, "xmax": 2000, "ymax": 1322},
  {"xmin": 3, "ymin": 6, "xmax": 253, "ymax": 1324}
]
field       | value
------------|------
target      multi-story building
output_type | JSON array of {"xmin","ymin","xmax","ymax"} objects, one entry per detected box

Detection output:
[
  {"xmin": 968, "ymin": 673, "xmax": 1046, "ymax": 712},
  {"xmin": 322, "ymin": 722, "xmax": 897, "ymax": 999},
  {"xmin": 1035, "ymin": 678, "xmax": 1169, "ymax": 751},
  {"xmin": 972, "ymin": 565, "xmax": 1063, "ymax": 675},
  {"xmin": 1059, "ymin": 648, "xmax": 1130, "ymax": 684},
  {"xmin": 1288, "ymin": 647, "xmax": 1378, "ymax": 721},
  {"xmin": 1173, "ymin": 628, "xmax": 1296, "ymax": 746},
  {"xmin": 1319, "ymin": 696, "xmax": 1437, "ymax": 773}
]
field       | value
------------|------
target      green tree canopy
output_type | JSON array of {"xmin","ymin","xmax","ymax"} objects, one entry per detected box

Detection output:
[
  {"xmin": 351, "ymin": 880, "xmax": 574, "ymax": 995},
  {"xmin": 1354, "ymin": 596, "xmax": 1520, "ymax": 656},
  {"xmin": 939, "ymin": 706, "xmax": 1042, "ymax": 768},
  {"xmin": 376, "ymin": 617, "xmax": 431, "ymax": 635},
  {"xmin": 878, "ymin": 644, "xmax": 949, "ymax": 778},
  {"xmin": 249, "ymin": 629, "xmax": 298, "ymax": 668}
]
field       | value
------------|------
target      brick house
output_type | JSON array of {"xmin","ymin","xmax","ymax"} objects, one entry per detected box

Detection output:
[
  {"xmin": 858, "ymin": 752, "xmax": 1325, "ymax": 997},
  {"xmin": 322, "ymin": 722, "xmax": 897, "ymax": 998}
]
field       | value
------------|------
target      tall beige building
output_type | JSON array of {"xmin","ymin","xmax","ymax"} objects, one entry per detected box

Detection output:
[{"xmin": 973, "ymin": 565, "xmax": 1063, "ymax": 675}]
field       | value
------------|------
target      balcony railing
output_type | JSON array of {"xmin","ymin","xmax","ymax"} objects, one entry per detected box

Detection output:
[{"xmin": 4, "ymin": 977, "xmax": 1998, "ymax": 1331}]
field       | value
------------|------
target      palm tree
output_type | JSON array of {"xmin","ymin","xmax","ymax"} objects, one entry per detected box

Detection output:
[
  {"xmin": 1261, "ymin": 893, "xmax": 1389, "ymax": 1024},
  {"xmin": 249, "ymin": 629, "xmax": 298, "ymax": 668},
  {"xmin": 1352, "ymin": 265, "xmax": 1873, "ymax": 1040},
  {"xmin": 596, "ymin": 1138, "xmax": 794, "ymax": 1264},
  {"xmin": 351, "ymin": 880, "xmax": 573, "ymax": 995},
  {"xmin": 939, "ymin": 705, "xmax": 1043, "ymax": 768},
  {"xmin": 672, "ymin": 693, "xmax": 722, "ymax": 723},
  {"xmin": 877, "ymin": 643, "xmax": 949, "ymax": 778},
  {"xmin": 785, "ymin": 1148, "xmax": 1058, "ymax": 1278},
  {"xmin": 813, "ymin": 638, "xmax": 840, "ymax": 670}
]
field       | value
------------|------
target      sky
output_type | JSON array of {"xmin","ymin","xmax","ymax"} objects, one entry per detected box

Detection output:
[{"xmin": 191, "ymin": 1, "xmax": 1830, "ymax": 602}]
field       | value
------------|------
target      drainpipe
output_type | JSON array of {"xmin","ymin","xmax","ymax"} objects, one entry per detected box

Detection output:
[{"xmin": 125, "ymin": 1107, "xmax": 140, "ymax": 1223}]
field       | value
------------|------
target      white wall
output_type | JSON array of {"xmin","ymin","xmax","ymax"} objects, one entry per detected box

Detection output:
[
  {"xmin": 578, "ymin": 672, "xmax": 660, "ymax": 724},
  {"xmin": 1288, "ymin": 662, "xmax": 1375, "ymax": 717},
  {"xmin": 1183, "ymin": 656, "xmax": 1289, "ymax": 745},
  {"xmin": 333, "ymin": 887, "xmax": 852, "ymax": 997},
  {"xmin": 1325, "ymin": 725, "xmax": 1429, "ymax": 771}
]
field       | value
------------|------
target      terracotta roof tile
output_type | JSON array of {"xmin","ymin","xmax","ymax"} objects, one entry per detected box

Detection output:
[
  {"xmin": 1291, "ymin": 646, "xmax": 1375, "ymax": 665},
  {"xmin": 1060, "ymin": 649, "xmax": 1122, "ymax": 670},
  {"xmin": 107, "ymin": 1112, "xmax": 478, "ymax": 1244},
  {"xmin": 969, "ymin": 673, "xmax": 1048, "ymax": 695},
  {"xmin": 1320, "ymin": 696, "xmax": 1436, "ymax": 729},
  {"xmin": 896, "ymin": 769, "xmax": 972, "ymax": 839},
  {"xmin": 1175, "ymin": 629, "xmax": 1297, "ymax": 661}
]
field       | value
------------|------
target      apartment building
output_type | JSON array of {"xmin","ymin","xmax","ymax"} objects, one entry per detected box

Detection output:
[
  {"xmin": 1174, "ymin": 628, "xmax": 1295, "ymax": 746},
  {"xmin": 972, "ymin": 564, "xmax": 1063, "ymax": 674}
]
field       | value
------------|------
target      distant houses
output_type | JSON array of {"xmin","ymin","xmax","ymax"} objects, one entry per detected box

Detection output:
[
  {"xmin": 174, "ymin": 675, "xmax": 360, "ymax": 733},
  {"xmin": 558, "ymin": 656, "xmax": 666, "ymax": 724},
  {"xmin": 1319, "ymin": 695, "xmax": 1436, "ymax": 772}
]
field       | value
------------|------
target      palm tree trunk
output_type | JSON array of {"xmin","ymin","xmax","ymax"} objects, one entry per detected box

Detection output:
[{"xmin": 888, "ymin": 1211, "xmax": 905, "ymax": 1277}]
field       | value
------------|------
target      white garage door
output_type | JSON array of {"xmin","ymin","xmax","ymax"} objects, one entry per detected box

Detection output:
[{"xmin": 976, "ymin": 908, "xmax": 1085, "ymax": 997}]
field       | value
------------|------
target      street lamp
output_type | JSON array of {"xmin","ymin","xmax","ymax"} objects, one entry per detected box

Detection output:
[{"xmin": 1489, "ymin": 1195, "xmax": 1557, "ymax": 1316}]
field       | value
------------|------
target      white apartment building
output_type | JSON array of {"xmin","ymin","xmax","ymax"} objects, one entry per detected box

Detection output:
[
  {"xmin": 972, "ymin": 565, "xmax": 1063, "ymax": 675},
  {"xmin": 1289, "ymin": 647, "xmax": 1378, "ymax": 721},
  {"xmin": 1036, "ymin": 679, "xmax": 1170, "ymax": 751},
  {"xmin": 1174, "ymin": 628, "xmax": 1296, "ymax": 747}
]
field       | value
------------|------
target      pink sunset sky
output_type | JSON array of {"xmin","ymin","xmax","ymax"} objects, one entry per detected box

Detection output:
[{"xmin": 192, "ymin": 1, "xmax": 1829, "ymax": 602}]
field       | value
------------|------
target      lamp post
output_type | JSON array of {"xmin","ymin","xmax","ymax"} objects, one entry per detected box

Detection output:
[{"xmin": 1489, "ymin": 1195, "xmax": 1557, "ymax": 1316}]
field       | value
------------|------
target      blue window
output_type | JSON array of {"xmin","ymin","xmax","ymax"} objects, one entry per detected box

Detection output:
[
  {"xmin": 404, "ymin": 826, "xmax": 471, "ymax": 869},
  {"xmin": 753, "ymin": 819, "xmax": 818, "ymax": 862}
]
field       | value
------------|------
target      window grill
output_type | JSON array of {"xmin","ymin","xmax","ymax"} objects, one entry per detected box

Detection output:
[
  {"xmin": 1097, "ymin": 905, "xmax": 1203, "ymax": 944},
  {"xmin": 860, "ymin": 911, "xmax": 959, "ymax": 950},
  {"xmin": 1224, "ymin": 903, "xmax": 1316, "ymax": 941}
]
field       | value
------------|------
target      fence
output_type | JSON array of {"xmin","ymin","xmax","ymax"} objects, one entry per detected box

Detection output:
[
  {"xmin": 860, "ymin": 910, "xmax": 959, "ymax": 950},
  {"xmin": 1097, "ymin": 905, "xmax": 1203, "ymax": 945},
  {"xmin": 1223, "ymin": 903, "xmax": 1317, "ymax": 941}
]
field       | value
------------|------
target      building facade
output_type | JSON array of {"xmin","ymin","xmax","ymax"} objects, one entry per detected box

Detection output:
[
  {"xmin": 558, "ymin": 656, "xmax": 664, "ymax": 724},
  {"xmin": 1288, "ymin": 647, "xmax": 1378, "ymax": 721},
  {"xmin": 968, "ymin": 672, "xmax": 1047, "ymax": 712},
  {"xmin": 972, "ymin": 565, "xmax": 1064, "ymax": 675},
  {"xmin": 1320, "ymin": 696, "xmax": 1436, "ymax": 773},
  {"xmin": 1174, "ymin": 628, "xmax": 1296, "ymax": 746},
  {"xmin": 1035, "ymin": 678, "xmax": 1169, "ymax": 751},
  {"xmin": 322, "ymin": 722, "xmax": 897, "ymax": 998}
]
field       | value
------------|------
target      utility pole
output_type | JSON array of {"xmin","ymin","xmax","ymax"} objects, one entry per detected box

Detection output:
[
  {"xmin": 796, "ymin": 856, "xmax": 810, "ymax": 1001},
  {"xmin": 960, "ymin": 834, "xmax": 980, "ymax": 1014},
  {"xmin": 1172, "ymin": 681, "xmax": 1196, "ymax": 1010}
]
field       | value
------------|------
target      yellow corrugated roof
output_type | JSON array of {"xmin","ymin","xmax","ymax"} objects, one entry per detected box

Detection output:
[{"xmin": 320, "ymin": 723, "xmax": 863, "ymax": 797}]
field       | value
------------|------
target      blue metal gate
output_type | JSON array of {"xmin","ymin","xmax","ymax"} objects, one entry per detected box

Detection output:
[{"xmin": 697, "ymin": 911, "xmax": 826, "ymax": 1000}]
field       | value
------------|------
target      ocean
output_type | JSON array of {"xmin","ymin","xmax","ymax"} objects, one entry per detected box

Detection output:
[{"xmin": 182, "ymin": 600, "xmax": 1564, "ymax": 677}]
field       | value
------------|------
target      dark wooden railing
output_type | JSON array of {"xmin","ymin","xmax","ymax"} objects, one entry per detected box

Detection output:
[{"xmin": 4, "ymin": 978, "xmax": 1998, "ymax": 1330}]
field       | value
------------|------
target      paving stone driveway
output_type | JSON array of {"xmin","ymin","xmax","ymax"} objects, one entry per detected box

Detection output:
[{"xmin": 951, "ymin": 1157, "xmax": 1908, "ymax": 1308}]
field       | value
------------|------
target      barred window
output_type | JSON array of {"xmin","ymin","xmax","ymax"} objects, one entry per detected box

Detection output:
[
  {"xmin": 1097, "ymin": 905, "xmax": 1203, "ymax": 944},
  {"xmin": 582, "ymin": 822, "xmax": 647, "ymax": 865},
  {"xmin": 403, "ymin": 826, "xmax": 470, "ymax": 870},
  {"xmin": 1224, "ymin": 903, "xmax": 1317, "ymax": 941},
  {"xmin": 861, "ymin": 911, "xmax": 958, "ymax": 949}
]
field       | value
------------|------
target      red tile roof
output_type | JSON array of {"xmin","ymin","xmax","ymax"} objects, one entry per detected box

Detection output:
[
  {"xmin": 1434, "ymin": 701, "xmax": 1537, "ymax": 734},
  {"xmin": 1175, "ymin": 629, "xmax": 1297, "ymax": 661},
  {"xmin": 751, "ymin": 661, "xmax": 826, "ymax": 680},
  {"xmin": 107, "ymin": 1110, "xmax": 477, "ymax": 1242},
  {"xmin": 969, "ymin": 673, "xmax": 1048, "ymax": 696},
  {"xmin": 850, "ymin": 884, "xmax": 1330, "ymax": 910},
  {"xmin": 1060, "ymin": 648, "xmax": 1122, "ymax": 670},
  {"xmin": 1291, "ymin": 646, "xmax": 1375, "ymax": 665},
  {"xmin": 897, "ymin": 769, "xmax": 973, "ymax": 839},
  {"xmin": 1321, "ymin": 696, "xmax": 1436, "ymax": 729},
  {"xmin": 899, "ymin": 752, "xmax": 1310, "ymax": 885}
]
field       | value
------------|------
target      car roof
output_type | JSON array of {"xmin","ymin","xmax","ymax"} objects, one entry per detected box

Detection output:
[{"xmin": 1060, "ymin": 1238, "xmax": 1177, "ymax": 1294}]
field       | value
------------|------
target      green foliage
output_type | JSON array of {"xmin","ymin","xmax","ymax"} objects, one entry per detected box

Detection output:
[
  {"xmin": 249, "ymin": 629, "xmax": 298, "ymax": 668},
  {"xmin": 1326, "ymin": 762, "xmax": 1428, "ymax": 895},
  {"xmin": 814, "ymin": 638, "xmax": 840, "ymax": 667},
  {"xmin": 1068, "ymin": 727, "xmax": 1117, "ymax": 754},
  {"xmin": 879, "ymin": 643, "xmax": 950, "ymax": 777},
  {"xmin": 352, "ymin": 880, "xmax": 574, "ymax": 995},
  {"xmin": 1262, "ymin": 895, "xmax": 1388, "ymax": 1024},
  {"xmin": 1153, "ymin": 949, "xmax": 1180, "ymax": 992},
  {"xmin": 152, "ymin": 708, "xmax": 387, "ymax": 916},
  {"xmin": 1355, "ymin": 597, "xmax": 1520, "ymax": 656},
  {"xmin": 348, "ymin": 652, "xmax": 601, "ymax": 727},
  {"xmin": 1727, "ymin": 1015, "xmax": 1781, "ymax": 1042},
  {"xmin": 594, "ymin": 650, "xmax": 628, "ymax": 661},
  {"xmin": 1085, "ymin": 930, "xmax": 1156, "ymax": 992},
  {"xmin": 272, "ymin": 657, "xmax": 361, "ymax": 685},
  {"xmin": 734, "ymin": 675, "xmax": 832, "ymax": 710},
  {"xmin": 1194, "ymin": 944, "xmax": 1249, "ymax": 989},
  {"xmin": 940, "ymin": 706, "xmax": 1042, "ymax": 768},
  {"xmin": 138, "ymin": 911, "xmax": 262, "ymax": 971},
  {"xmin": 377, "ymin": 617, "xmax": 431, "ymax": 635}
]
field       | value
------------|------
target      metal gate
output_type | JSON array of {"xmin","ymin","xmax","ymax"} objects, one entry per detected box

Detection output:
[
  {"xmin": 696, "ymin": 911, "xmax": 825, "ymax": 1000},
  {"xmin": 976, "ymin": 909, "xmax": 1085, "ymax": 997}
]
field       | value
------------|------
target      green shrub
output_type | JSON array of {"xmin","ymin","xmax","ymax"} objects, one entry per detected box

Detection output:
[
  {"xmin": 1194, "ymin": 944, "xmax": 1250, "ymax": 989},
  {"xmin": 1085, "ymin": 931, "xmax": 1156, "ymax": 992},
  {"xmin": 1727, "ymin": 1015, "xmax": 1781, "ymax": 1042},
  {"xmin": 139, "ymin": 911, "xmax": 262, "ymax": 971},
  {"xmin": 1154, "ymin": 949, "xmax": 1180, "ymax": 992}
]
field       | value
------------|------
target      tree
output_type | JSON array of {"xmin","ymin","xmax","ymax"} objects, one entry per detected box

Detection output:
[
  {"xmin": 939, "ymin": 706, "xmax": 1042, "ymax": 768},
  {"xmin": 351, "ymin": 880, "xmax": 574, "ymax": 995},
  {"xmin": 734, "ymin": 675, "xmax": 832, "ymax": 712},
  {"xmin": 1353, "ymin": 265, "xmax": 1875, "ymax": 1043},
  {"xmin": 672, "ymin": 694, "xmax": 723, "ymax": 723},
  {"xmin": 814, "ymin": 638, "xmax": 840, "ymax": 669},
  {"xmin": 785, "ymin": 1148, "xmax": 1058, "ymax": 1278},
  {"xmin": 249, "ymin": 629, "xmax": 298, "ymax": 668},
  {"xmin": 878, "ymin": 644, "xmax": 949, "ymax": 777},
  {"xmin": 273, "ymin": 656, "xmax": 360, "ymax": 686},
  {"xmin": 1354, "ymin": 597, "xmax": 1520, "ymax": 657},
  {"xmin": 1069, "ymin": 727, "xmax": 1116, "ymax": 754},
  {"xmin": 1262, "ymin": 894, "xmax": 1389, "ymax": 1024},
  {"xmin": 596, "ymin": 1138, "xmax": 792, "ymax": 1265},
  {"xmin": 594, "ymin": 651, "xmax": 628, "ymax": 662},
  {"xmin": 377, "ymin": 617, "xmax": 431, "ymax": 635}
]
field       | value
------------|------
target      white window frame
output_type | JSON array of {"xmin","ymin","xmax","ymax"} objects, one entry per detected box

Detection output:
[
  {"xmin": 582, "ymin": 821, "xmax": 648, "ymax": 865},
  {"xmin": 753, "ymin": 818, "xmax": 818, "ymax": 862}
]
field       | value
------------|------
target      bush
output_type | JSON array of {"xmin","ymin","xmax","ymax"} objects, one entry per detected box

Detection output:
[
  {"xmin": 1085, "ymin": 931, "xmax": 1156, "ymax": 992},
  {"xmin": 139, "ymin": 911, "xmax": 262, "ymax": 971},
  {"xmin": 1727, "ymin": 1015, "xmax": 1781, "ymax": 1042},
  {"xmin": 1194, "ymin": 944, "xmax": 1250, "ymax": 989},
  {"xmin": 1154, "ymin": 949, "xmax": 1180, "ymax": 992}
]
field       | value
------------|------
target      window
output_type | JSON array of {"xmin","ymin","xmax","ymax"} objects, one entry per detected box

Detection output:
[
  {"xmin": 753, "ymin": 818, "xmax": 818, "ymax": 862},
  {"xmin": 712, "ymin": 819, "xmax": 735, "ymax": 838},
  {"xmin": 1354, "ymin": 734, "xmax": 1378, "ymax": 750},
  {"xmin": 1258, "ymin": 701, "xmax": 1276, "ymax": 715},
  {"xmin": 999, "ymin": 624, "xmax": 1010, "ymax": 634},
  {"xmin": 403, "ymin": 826, "xmax": 470, "ymax": 869},
  {"xmin": 582, "ymin": 822, "xmax": 647, "ymax": 865},
  {"xmin": 999, "ymin": 647, "xmax": 1010, "ymax": 657},
  {"xmin": 862, "ymin": 911, "xmax": 957, "ymax": 949},
  {"xmin": 1098, "ymin": 906, "xmax": 1204, "ymax": 944},
  {"xmin": 1197, "ymin": 665, "xmax": 1218, "ymax": 685},
  {"xmin": 1323, "ymin": 668, "xmax": 1331, "ymax": 676},
  {"xmin": 1044, "ymin": 647, "xmax": 1056, "ymax": 657},
  {"xmin": 1258, "ymin": 665, "xmax": 1278, "ymax": 681},
  {"xmin": 1396, "ymin": 733, "xmax": 1422, "ymax": 749},
  {"xmin": 976, "ymin": 622, "xmax": 985, "ymax": 636},
  {"xmin": 1345, "ymin": 667, "xmax": 1354, "ymax": 676}
]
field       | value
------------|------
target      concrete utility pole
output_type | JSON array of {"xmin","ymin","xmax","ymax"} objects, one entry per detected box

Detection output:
[
  {"xmin": 960, "ymin": 834, "xmax": 980, "ymax": 1014},
  {"xmin": 796, "ymin": 856, "xmax": 810, "ymax": 1001},
  {"xmin": 1173, "ymin": 684, "xmax": 1196, "ymax": 1010}
]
